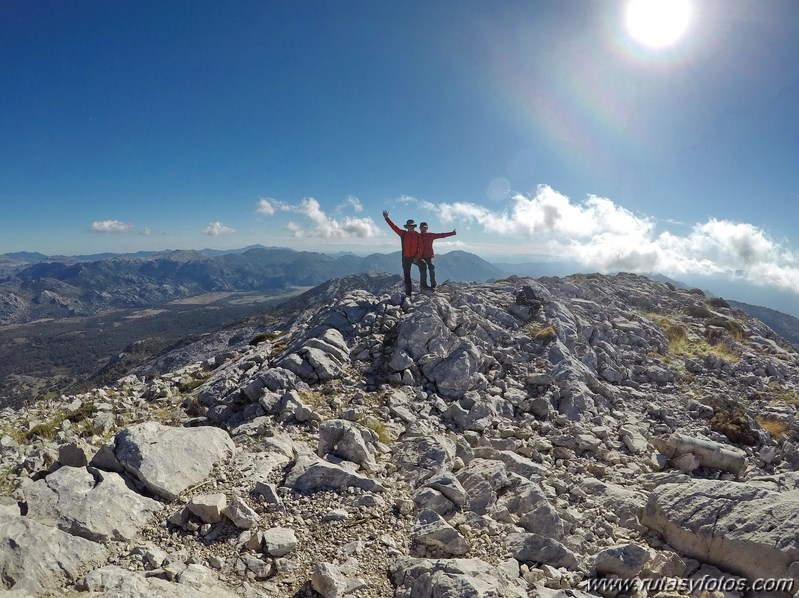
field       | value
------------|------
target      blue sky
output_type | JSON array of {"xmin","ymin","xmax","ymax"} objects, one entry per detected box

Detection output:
[{"xmin": 2, "ymin": 1, "xmax": 799, "ymax": 303}]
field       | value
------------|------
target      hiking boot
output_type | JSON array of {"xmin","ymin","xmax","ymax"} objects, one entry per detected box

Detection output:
[{"xmin": 420, "ymin": 284, "xmax": 432, "ymax": 290}]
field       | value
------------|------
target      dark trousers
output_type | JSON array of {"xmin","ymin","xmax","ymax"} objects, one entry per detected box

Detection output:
[
  {"xmin": 401, "ymin": 256, "xmax": 415, "ymax": 295},
  {"xmin": 417, "ymin": 256, "xmax": 436, "ymax": 288}
]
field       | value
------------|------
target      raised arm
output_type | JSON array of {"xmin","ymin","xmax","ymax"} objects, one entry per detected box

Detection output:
[{"xmin": 383, "ymin": 210, "xmax": 403, "ymax": 236}]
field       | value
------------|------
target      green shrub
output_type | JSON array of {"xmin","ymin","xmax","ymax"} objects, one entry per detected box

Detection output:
[
  {"xmin": 686, "ymin": 288, "xmax": 706, "ymax": 296},
  {"xmin": 178, "ymin": 376, "xmax": 207, "ymax": 393},
  {"xmin": 703, "ymin": 396, "xmax": 757, "ymax": 445},
  {"xmin": 27, "ymin": 421, "xmax": 58, "ymax": 441},
  {"xmin": 683, "ymin": 304, "xmax": 713, "ymax": 318},
  {"xmin": 705, "ymin": 297, "xmax": 730, "ymax": 309},
  {"xmin": 25, "ymin": 401, "xmax": 98, "ymax": 441}
]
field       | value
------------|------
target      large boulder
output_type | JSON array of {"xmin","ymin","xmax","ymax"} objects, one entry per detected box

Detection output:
[
  {"xmin": 24, "ymin": 466, "xmax": 162, "ymax": 542},
  {"xmin": 389, "ymin": 557, "xmax": 527, "ymax": 598},
  {"xmin": 317, "ymin": 419, "xmax": 379, "ymax": 472},
  {"xmin": 110, "ymin": 422, "xmax": 235, "ymax": 501},
  {"xmin": 284, "ymin": 454, "xmax": 384, "ymax": 494},
  {"xmin": 640, "ymin": 479, "xmax": 799, "ymax": 584},
  {"xmin": 78, "ymin": 564, "xmax": 240, "ymax": 597},
  {"xmin": 0, "ymin": 504, "xmax": 108, "ymax": 595}
]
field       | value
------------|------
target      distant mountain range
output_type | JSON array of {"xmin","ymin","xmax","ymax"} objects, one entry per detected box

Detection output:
[
  {"xmin": 0, "ymin": 247, "xmax": 503, "ymax": 324},
  {"xmin": 1, "ymin": 246, "xmax": 797, "ymax": 348},
  {"xmin": 727, "ymin": 300, "xmax": 799, "ymax": 348}
]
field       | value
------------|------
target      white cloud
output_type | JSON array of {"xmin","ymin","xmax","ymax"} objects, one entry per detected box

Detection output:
[
  {"xmin": 424, "ymin": 185, "xmax": 799, "ymax": 294},
  {"xmin": 263, "ymin": 197, "xmax": 380, "ymax": 239},
  {"xmin": 286, "ymin": 222, "xmax": 303, "ymax": 237},
  {"xmin": 255, "ymin": 197, "xmax": 291, "ymax": 215},
  {"xmin": 203, "ymin": 221, "xmax": 236, "ymax": 236},
  {"xmin": 90, "ymin": 220, "xmax": 133, "ymax": 233},
  {"xmin": 255, "ymin": 198, "xmax": 275, "ymax": 215},
  {"xmin": 438, "ymin": 239, "xmax": 467, "ymax": 250},
  {"xmin": 436, "ymin": 185, "xmax": 654, "ymax": 240},
  {"xmin": 337, "ymin": 195, "xmax": 363, "ymax": 213}
]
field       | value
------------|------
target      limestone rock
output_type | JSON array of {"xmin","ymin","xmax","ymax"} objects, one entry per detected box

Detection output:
[
  {"xmin": 640, "ymin": 479, "xmax": 799, "ymax": 584},
  {"xmin": 284, "ymin": 454, "xmax": 384, "ymax": 494},
  {"xmin": 412, "ymin": 509, "xmax": 470, "ymax": 556},
  {"xmin": 112, "ymin": 422, "xmax": 235, "ymax": 501},
  {"xmin": 24, "ymin": 466, "xmax": 162, "ymax": 542},
  {"xmin": 0, "ymin": 504, "xmax": 108, "ymax": 594},
  {"xmin": 389, "ymin": 557, "xmax": 527, "ymax": 597},
  {"xmin": 508, "ymin": 532, "xmax": 579, "ymax": 569}
]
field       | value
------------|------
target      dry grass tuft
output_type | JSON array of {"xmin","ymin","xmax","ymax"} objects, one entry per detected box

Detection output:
[
  {"xmin": 757, "ymin": 418, "xmax": 789, "ymax": 440},
  {"xmin": 527, "ymin": 324, "xmax": 557, "ymax": 343}
]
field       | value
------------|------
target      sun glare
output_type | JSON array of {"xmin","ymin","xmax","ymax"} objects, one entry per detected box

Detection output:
[{"xmin": 625, "ymin": 0, "xmax": 692, "ymax": 49}]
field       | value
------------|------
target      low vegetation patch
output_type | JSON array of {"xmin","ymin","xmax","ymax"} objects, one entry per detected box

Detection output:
[
  {"xmin": 178, "ymin": 373, "xmax": 210, "ymax": 394},
  {"xmin": 705, "ymin": 297, "xmax": 731, "ymax": 309},
  {"xmin": 359, "ymin": 416, "xmax": 392, "ymax": 444},
  {"xmin": 683, "ymin": 304, "xmax": 713, "ymax": 318},
  {"xmin": 644, "ymin": 313, "xmax": 740, "ymax": 363},
  {"xmin": 704, "ymin": 316, "xmax": 746, "ymax": 342},
  {"xmin": 26, "ymin": 401, "xmax": 98, "ymax": 441},
  {"xmin": 0, "ymin": 424, "xmax": 26, "ymax": 445},
  {"xmin": 526, "ymin": 323, "xmax": 557, "ymax": 343},
  {"xmin": 757, "ymin": 417, "xmax": 790, "ymax": 440},
  {"xmin": 663, "ymin": 322, "xmax": 689, "ymax": 353},
  {"xmin": 705, "ymin": 397, "xmax": 758, "ymax": 446},
  {"xmin": 770, "ymin": 388, "xmax": 799, "ymax": 405},
  {"xmin": 0, "ymin": 466, "xmax": 15, "ymax": 497},
  {"xmin": 248, "ymin": 330, "xmax": 285, "ymax": 346},
  {"xmin": 299, "ymin": 389, "xmax": 329, "ymax": 409}
]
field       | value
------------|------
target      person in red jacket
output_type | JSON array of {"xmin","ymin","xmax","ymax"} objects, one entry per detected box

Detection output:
[
  {"xmin": 417, "ymin": 222, "xmax": 456, "ymax": 290},
  {"xmin": 383, "ymin": 210, "xmax": 422, "ymax": 296}
]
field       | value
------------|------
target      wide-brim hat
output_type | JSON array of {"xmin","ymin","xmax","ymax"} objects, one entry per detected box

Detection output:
[{"xmin": 404, "ymin": 219, "xmax": 416, "ymax": 227}]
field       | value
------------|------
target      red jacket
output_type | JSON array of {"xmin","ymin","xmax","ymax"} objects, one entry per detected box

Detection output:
[
  {"xmin": 385, "ymin": 215, "xmax": 421, "ymax": 258},
  {"xmin": 419, "ymin": 230, "xmax": 456, "ymax": 258}
]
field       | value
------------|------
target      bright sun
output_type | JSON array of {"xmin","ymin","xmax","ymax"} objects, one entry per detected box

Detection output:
[{"xmin": 625, "ymin": 0, "xmax": 692, "ymax": 48}]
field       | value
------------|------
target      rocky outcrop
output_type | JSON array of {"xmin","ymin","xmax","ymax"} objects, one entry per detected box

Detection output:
[
  {"xmin": 0, "ymin": 503, "xmax": 108, "ymax": 595},
  {"xmin": 23, "ymin": 465, "xmax": 162, "ymax": 542},
  {"xmin": 107, "ymin": 421, "xmax": 236, "ymax": 501},
  {"xmin": 640, "ymin": 478, "xmax": 799, "ymax": 585},
  {"xmin": 2, "ymin": 273, "xmax": 799, "ymax": 595}
]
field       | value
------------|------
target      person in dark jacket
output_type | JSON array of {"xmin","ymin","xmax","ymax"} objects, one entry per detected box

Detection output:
[
  {"xmin": 417, "ymin": 222, "xmax": 456, "ymax": 290},
  {"xmin": 383, "ymin": 210, "xmax": 422, "ymax": 296}
]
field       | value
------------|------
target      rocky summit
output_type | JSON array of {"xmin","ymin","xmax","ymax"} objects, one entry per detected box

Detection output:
[{"xmin": 2, "ymin": 272, "xmax": 799, "ymax": 597}]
